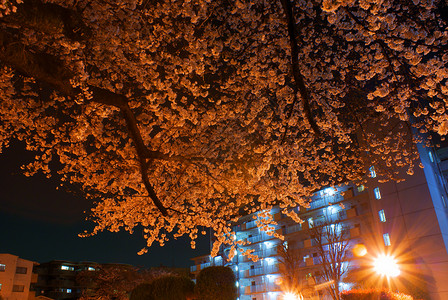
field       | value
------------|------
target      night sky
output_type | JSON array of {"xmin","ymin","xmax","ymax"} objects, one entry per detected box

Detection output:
[{"xmin": 0, "ymin": 142, "xmax": 210, "ymax": 269}]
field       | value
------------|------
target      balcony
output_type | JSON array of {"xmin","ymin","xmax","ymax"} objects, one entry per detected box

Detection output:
[
  {"xmin": 243, "ymin": 248, "xmax": 278, "ymax": 261},
  {"xmin": 246, "ymin": 232, "xmax": 277, "ymax": 244},
  {"xmin": 190, "ymin": 262, "xmax": 211, "ymax": 273},
  {"xmin": 285, "ymin": 224, "xmax": 301, "ymax": 235},
  {"xmin": 241, "ymin": 220, "xmax": 257, "ymax": 231},
  {"xmin": 243, "ymin": 282, "xmax": 281, "ymax": 294},
  {"xmin": 244, "ymin": 265, "xmax": 279, "ymax": 278}
]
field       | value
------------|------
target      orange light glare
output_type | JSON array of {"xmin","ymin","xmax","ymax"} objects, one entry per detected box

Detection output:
[
  {"xmin": 373, "ymin": 254, "xmax": 400, "ymax": 277},
  {"xmin": 353, "ymin": 244, "xmax": 368, "ymax": 257},
  {"xmin": 283, "ymin": 292, "xmax": 303, "ymax": 300}
]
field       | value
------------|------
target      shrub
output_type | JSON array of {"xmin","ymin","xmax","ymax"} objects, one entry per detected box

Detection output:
[
  {"xmin": 130, "ymin": 283, "xmax": 153, "ymax": 300},
  {"xmin": 341, "ymin": 288, "xmax": 414, "ymax": 300},
  {"xmin": 130, "ymin": 275, "xmax": 194, "ymax": 300},
  {"xmin": 151, "ymin": 275, "xmax": 195, "ymax": 300},
  {"xmin": 195, "ymin": 266, "xmax": 237, "ymax": 300}
]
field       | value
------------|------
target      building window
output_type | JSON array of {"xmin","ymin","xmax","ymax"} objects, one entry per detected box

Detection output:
[
  {"xmin": 61, "ymin": 265, "xmax": 74, "ymax": 271},
  {"xmin": 308, "ymin": 217, "xmax": 314, "ymax": 228},
  {"xmin": 88, "ymin": 267, "xmax": 96, "ymax": 271},
  {"xmin": 383, "ymin": 233, "xmax": 391, "ymax": 246},
  {"xmin": 374, "ymin": 187, "xmax": 381, "ymax": 199},
  {"xmin": 429, "ymin": 150, "xmax": 434, "ymax": 163},
  {"xmin": 0, "ymin": 264, "xmax": 5, "ymax": 272},
  {"xmin": 369, "ymin": 166, "xmax": 376, "ymax": 178},
  {"xmin": 67, "ymin": 289, "xmax": 72, "ymax": 293},
  {"xmin": 0, "ymin": 283, "xmax": 2, "ymax": 290},
  {"xmin": 16, "ymin": 267, "xmax": 27, "ymax": 274},
  {"xmin": 357, "ymin": 185, "xmax": 365, "ymax": 192},
  {"xmin": 378, "ymin": 210, "xmax": 386, "ymax": 222},
  {"xmin": 12, "ymin": 285, "xmax": 25, "ymax": 292}
]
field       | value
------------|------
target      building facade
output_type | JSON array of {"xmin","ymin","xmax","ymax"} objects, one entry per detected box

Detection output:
[
  {"xmin": 191, "ymin": 146, "xmax": 448, "ymax": 300},
  {"xmin": 191, "ymin": 184, "xmax": 372, "ymax": 300},
  {"xmin": 364, "ymin": 145, "xmax": 448, "ymax": 300},
  {"xmin": 0, "ymin": 254, "xmax": 36, "ymax": 300},
  {"xmin": 32, "ymin": 260, "xmax": 97, "ymax": 300}
]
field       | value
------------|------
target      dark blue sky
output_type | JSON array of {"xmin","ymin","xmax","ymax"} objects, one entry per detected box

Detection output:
[{"xmin": 0, "ymin": 142, "xmax": 210, "ymax": 268}]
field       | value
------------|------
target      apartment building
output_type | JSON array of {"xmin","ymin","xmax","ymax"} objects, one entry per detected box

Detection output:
[
  {"xmin": 364, "ymin": 145, "xmax": 448, "ymax": 300},
  {"xmin": 0, "ymin": 254, "xmax": 36, "ymax": 300},
  {"xmin": 32, "ymin": 260, "xmax": 98, "ymax": 300},
  {"xmin": 191, "ymin": 184, "xmax": 372, "ymax": 300},
  {"xmin": 191, "ymin": 144, "xmax": 448, "ymax": 300}
]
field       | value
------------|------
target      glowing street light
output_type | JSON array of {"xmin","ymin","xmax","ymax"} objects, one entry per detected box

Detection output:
[
  {"xmin": 373, "ymin": 254, "xmax": 400, "ymax": 277},
  {"xmin": 283, "ymin": 292, "xmax": 303, "ymax": 300}
]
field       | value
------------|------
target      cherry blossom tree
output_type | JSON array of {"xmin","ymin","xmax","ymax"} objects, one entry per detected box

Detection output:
[{"xmin": 0, "ymin": 0, "xmax": 447, "ymax": 254}]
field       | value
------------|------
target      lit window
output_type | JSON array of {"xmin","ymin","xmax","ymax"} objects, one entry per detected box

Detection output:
[
  {"xmin": 383, "ymin": 233, "xmax": 391, "ymax": 246},
  {"xmin": 357, "ymin": 185, "xmax": 365, "ymax": 192},
  {"xmin": 369, "ymin": 166, "xmax": 376, "ymax": 178},
  {"xmin": 88, "ymin": 267, "xmax": 95, "ymax": 271},
  {"xmin": 322, "ymin": 187, "xmax": 336, "ymax": 196},
  {"xmin": 308, "ymin": 217, "xmax": 314, "ymax": 228},
  {"xmin": 429, "ymin": 151, "xmax": 434, "ymax": 163},
  {"xmin": 378, "ymin": 210, "xmax": 386, "ymax": 222},
  {"xmin": 0, "ymin": 264, "xmax": 5, "ymax": 272},
  {"xmin": 235, "ymin": 281, "xmax": 239, "ymax": 287},
  {"xmin": 0, "ymin": 283, "xmax": 2, "ymax": 290},
  {"xmin": 374, "ymin": 187, "xmax": 381, "ymax": 199},
  {"xmin": 67, "ymin": 289, "xmax": 72, "ymax": 293},
  {"xmin": 61, "ymin": 265, "xmax": 74, "ymax": 271}
]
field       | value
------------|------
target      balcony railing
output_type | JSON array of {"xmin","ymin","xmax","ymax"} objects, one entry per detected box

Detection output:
[
  {"xmin": 246, "ymin": 232, "xmax": 277, "ymax": 244},
  {"xmin": 244, "ymin": 265, "xmax": 279, "ymax": 277},
  {"xmin": 242, "ymin": 248, "xmax": 278, "ymax": 261},
  {"xmin": 285, "ymin": 224, "xmax": 301, "ymax": 234},
  {"xmin": 243, "ymin": 283, "xmax": 281, "ymax": 294}
]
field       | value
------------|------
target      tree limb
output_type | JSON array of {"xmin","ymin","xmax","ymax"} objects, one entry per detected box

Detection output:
[
  {"xmin": 1, "ymin": 0, "xmax": 91, "ymax": 41},
  {"xmin": 0, "ymin": 28, "xmax": 168, "ymax": 216},
  {"xmin": 279, "ymin": 0, "xmax": 320, "ymax": 135}
]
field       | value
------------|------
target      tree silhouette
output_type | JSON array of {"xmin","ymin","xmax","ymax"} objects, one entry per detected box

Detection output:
[{"xmin": 311, "ymin": 220, "xmax": 351, "ymax": 300}]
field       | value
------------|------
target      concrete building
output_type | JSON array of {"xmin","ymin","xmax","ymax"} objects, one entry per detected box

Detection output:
[
  {"xmin": 0, "ymin": 254, "xmax": 36, "ymax": 300},
  {"xmin": 32, "ymin": 260, "xmax": 98, "ymax": 300},
  {"xmin": 364, "ymin": 145, "xmax": 448, "ymax": 300},
  {"xmin": 191, "ymin": 145, "xmax": 448, "ymax": 300},
  {"xmin": 191, "ymin": 184, "xmax": 372, "ymax": 300}
]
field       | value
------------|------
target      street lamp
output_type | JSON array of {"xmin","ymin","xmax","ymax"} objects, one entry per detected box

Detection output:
[
  {"xmin": 282, "ymin": 292, "xmax": 303, "ymax": 300},
  {"xmin": 373, "ymin": 254, "xmax": 400, "ymax": 277}
]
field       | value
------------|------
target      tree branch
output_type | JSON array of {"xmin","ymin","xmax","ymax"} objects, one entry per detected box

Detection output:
[
  {"xmin": 279, "ymin": 0, "xmax": 320, "ymax": 135},
  {"xmin": 1, "ymin": 0, "xmax": 91, "ymax": 41},
  {"xmin": 0, "ymin": 28, "xmax": 168, "ymax": 216}
]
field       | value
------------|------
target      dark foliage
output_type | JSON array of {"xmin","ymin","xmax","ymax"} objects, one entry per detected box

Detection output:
[
  {"xmin": 130, "ymin": 283, "xmax": 153, "ymax": 300},
  {"xmin": 195, "ymin": 266, "xmax": 237, "ymax": 300},
  {"xmin": 341, "ymin": 289, "xmax": 414, "ymax": 300}
]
